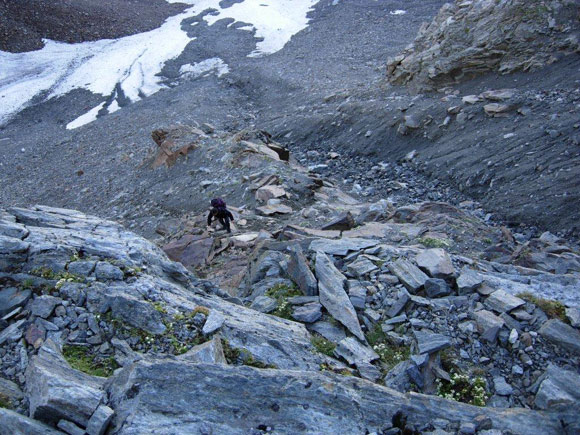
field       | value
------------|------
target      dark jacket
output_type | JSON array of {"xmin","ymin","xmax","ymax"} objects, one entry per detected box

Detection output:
[{"xmin": 207, "ymin": 207, "xmax": 234, "ymax": 225}]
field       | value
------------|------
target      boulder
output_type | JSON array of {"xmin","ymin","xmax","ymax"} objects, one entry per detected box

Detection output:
[
  {"xmin": 0, "ymin": 408, "xmax": 63, "ymax": 435},
  {"xmin": 178, "ymin": 337, "xmax": 227, "ymax": 364},
  {"xmin": 315, "ymin": 251, "xmax": 365, "ymax": 341},
  {"xmin": 94, "ymin": 262, "xmax": 124, "ymax": 281},
  {"xmin": 85, "ymin": 405, "xmax": 114, "ymax": 435},
  {"xmin": 484, "ymin": 290, "xmax": 525, "ymax": 314},
  {"xmin": 309, "ymin": 238, "xmax": 379, "ymax": 256},
  {"xmin": 415, "ymin": 249, "xmax": 455, "ymax": 278},
  {"xmin": 473, "ymin": 310, "xmax": 504, "ymax": 343},
  {"xmin": 388, "ymin": 259, "xmax": 429, "ymax": 293},
  {"xmin": 250, "ymin": 296, "xmax": 278, "ymax": 313},
  {"xmin": 30, "ymin": 295, "xmax": 61, "ymax": 319},
  {"xmin": 456, "ymin": 267, "xmax": 483, "ymax": 295},
  {"xmin": 414, "ymin": 330, "xmax": 451, "ymax": 355},
  {"xmin": 539, "ymin": 319, "xmax": 580, "ymax": 354},
  {"xmin": 321, "ymin": 212, "xmax": 355, "ymax": 231},
  {"xmin": 255, "ymin": 185, "xmax": 287, "ymax": 202},
  {"xmin": 424, "ymin": 278, "xmax": 452, "ymax": 298},
  {"xmin": 26, "ymin": 340, "xmax": 105, "ymax": 427},
  {"xmin": 286, "ymin": 245, "xmax": 318, "ymax": 296},
  {"xmin": 0, "ymin": 287, "xmax": 32, "ymax": 317},
  {"xmin": 534, "ymin": 364, "xmax": 580, "ymax": 410},
  {"xmin": 291, "ymin": 303, "xmax": 322, "ymax": 323},
  {"xmin": 307, "ymin": 321, "xmax": 346, "ymax": 343},
  {"xmin": 346, "ymin": 257, "xmax": 379, "ymax": 278}
]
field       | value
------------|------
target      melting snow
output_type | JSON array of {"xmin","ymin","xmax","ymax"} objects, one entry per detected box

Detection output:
[
  {"xmin": 0, "ymin": 0, "xmax": 320, "ymax": 129},
  {"xmin": 390, "ymin": 10, "xmax": 407, "ymax": 15}
]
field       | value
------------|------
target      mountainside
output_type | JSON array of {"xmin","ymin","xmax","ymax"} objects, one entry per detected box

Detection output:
[{"xmin": 1, "ymin": 0, "xmax": 580, "ymax": 434}]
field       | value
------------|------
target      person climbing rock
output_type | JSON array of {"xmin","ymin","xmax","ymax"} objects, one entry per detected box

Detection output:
[{"xmin": 207, "ymin": 198, "xmax": 234, "ymax": 233}]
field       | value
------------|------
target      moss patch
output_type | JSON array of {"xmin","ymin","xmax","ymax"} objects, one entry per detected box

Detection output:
[
  {"xmin": 516, "ymin": 292, "xmax": 567, "ymax": 322},
  {"xmin": 63, "ymin": 345, "xmax": 119, "ymax": 377},
  {"xmin": 310, "ymin": 334, "xmax": 336, "ymax": 357},
  {"xmin": 221, "ymin": 339, "xmax": 277, "ymax": 369},
  {"xmin": 266, "ymin": 283, "xmax": 301, "ymax": 320},
  {"xmin": 417, "ymin": 237, "xmax": 451, "ymax": 249}
]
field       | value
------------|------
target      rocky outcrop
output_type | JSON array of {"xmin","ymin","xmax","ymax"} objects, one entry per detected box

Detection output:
[{"xmin": 387, "ymin": 0, "xmax": 580, "ymax": 91}]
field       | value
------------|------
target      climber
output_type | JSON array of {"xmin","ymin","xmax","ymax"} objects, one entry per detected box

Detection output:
[{"xmin": 207, "ymin": 198, "xmax": 234, "ymax": 233}]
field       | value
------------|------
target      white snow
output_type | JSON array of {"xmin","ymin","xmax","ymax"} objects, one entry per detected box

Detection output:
[
  {"xmin": 179, "ymin": 58, "xmax": 230, "ymax": 78},
  {"xmin": 0, "ymin": 0, "xmax": 320, "ymax": 129},
  {"xmin": 390, "ymin": 10, "xmax": 407, "ymax": 15}
]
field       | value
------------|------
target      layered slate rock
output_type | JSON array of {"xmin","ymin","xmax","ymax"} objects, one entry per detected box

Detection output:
[
  {"xmin": 539, "ymin": 319, "xmax": 580, "ymax": 354},
  {"xmin": 534, "ymin": 364, "xmax": 580, "ymax": 410},
  {"xmin": 25, "ymin": 340, "xmax": 105, "ymax": 427},
  {"xmin": 415, "ymin": 248, "xmax": 455, "ymax": 279},
  {"xmin": 388, "ymin": 259, "xmax": 428, "ymax": 293},
  {"xmin": 456, "ymin": 267, "xmax": 484, "ymax": 295},
  {"xmin": 286, "ymin": 244, "xmax": 318, "ymax": 296},
  {"xmin": 107, "ymin": 361, "xmax": 565, "ymax": 434},
  {"xmin": 0, "ymin": 408, "xmax": 64, "ymax": 435},
  {"xmin": 309, "ymin": 238, "xmax": 378, "ymax": 256},
  {"xmin": 413, "ymin": 330, "xmax": 451, "ymax": 355},
  {"xmin": 484, "ymin": 290, "xmax": 525, "ymax": 314},
  {"xmin": 178, "ymin": 337, "xmax": 227, "ymax": 364},
  {"xmin": 315, "ymin": 251, "xmax": 365, "ymax": 341},
  {"xmin": 0, "ymin": 287, "xmax": 31, "ymax": 317},
  {"xmin": 291, "ymin": 303, "xmax": 322, "ymax": 323}
]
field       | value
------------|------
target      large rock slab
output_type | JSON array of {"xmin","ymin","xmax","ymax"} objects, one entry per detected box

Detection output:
[
  {"xmin": 0, "ymin": 408, "xmax": 64, "ymax": 435},
  {"xmin": 388, "ymin": 259, "xmax": 429, "ymax": 293},
  {"xmin": 413, "ymin": 330, "xmax": 451, "ymax": 355},
  {"xmin": 287, "ymin": 245, "xmax": 318, "ymax": 296},
  {"xmin": 456, "ymin": 267, "xmax": 484, "ymax": 295},
  {"xmin": 0, "ymin": 287, "xmax": 31, "ymax": 317},
  {"xmin": 334, "ymin": 337, "xmax": 379, "ymax": 366},
  {"xmin": 484, "ymin": 290, "xmax": 525, "ymax": 314},
  {"xmin": 108, "ymin": 361, "xmax": 565, "ymax": 434},
  {"xmin": 25, "ymin": 340, "xmax": 105, "ymax": 427},
  {"xmin": 309, "ymin": 238, "xmax": 378, "ymax": 256},
  {"xmin": 415, "ymin": 248, "xmax": 455, "ymax": 278},
  {"xmin": 291, "ymin": 303, "xmax": 322, "ymax": 323},
  {"xmin": 539, "ymin": 319, "xmax": 580, "ymax": 354},
  {"xmin": 473, "ymin": 310, "xmax": 505, "ymax": 342},
  {"xmin": 178, "ymin": 337, "xmax": 226, "ymax": 364},
  {"xmin": 315, "ymin": 251, "xmax": 365, "ymax": 341},
  {"xmin": 534, "ymin": 364, "xmax": 580, "ymax": 410}
]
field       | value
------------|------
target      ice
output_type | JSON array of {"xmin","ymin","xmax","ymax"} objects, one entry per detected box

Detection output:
[
  {"xmin": 66, "ymin": 102, "xmax": 106, "ymax": 130},
  {"xmin": 179, "ymin": 58, "xmax": 230, "ymax": 78}
]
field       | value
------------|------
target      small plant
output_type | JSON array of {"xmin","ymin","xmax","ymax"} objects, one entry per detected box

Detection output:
[
  {"xmin": 483, "ymin": 237, "xmax": 493, "ymax": 244},
  {"xmin": 62, "ymin": 345, "xmax": 119, "ymax": 377},
  {"xmin": 192, "ymin": 306, "xmax": 210, "ymax": 317},
  {"xmin": 516, "ymin": 292, "xmax": 567, "ymax": 322},
  {"xmin": 20, "ymin": 278, "xmax": 35, "ymax": 290},
  {"xmin": 152, "ymin": 302, "xmax": 168, "ymax": 314},
  {"xmin": 365, "ymin": 324, "xmax": 387, "ymax": 348},
  {"xmin": 373, "ymin": 343, "xmax": 410, "ymax": 371},
  {"xmin": 124, "ymin": 266, "xmax": 143, "ymax": 277},
  {"xmin": 311, "ymin": 334, "xmax": 336, "ymax": 357},
  {"xmin": 0, "ymin": 393, "xmax": 12, "ymax": 409},
  {"xmin": 221, "ymin": 339, "xmax": 276, "ymax": 368},
  {"xmin": 266, "ymin": 283, "xmax": 301, "ymax": 320},
  {"xmin": 320, "ymin": 363, "xmax": 354, "ymax": 376},
  {"xmin": 436, "ymin": 372, "xmax": 489, "ymax": 407},
  {"xmin": 417, "ymin": 237, "xmax": 451, "ymax": 249}
]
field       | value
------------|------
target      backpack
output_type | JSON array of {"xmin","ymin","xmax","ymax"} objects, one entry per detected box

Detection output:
[{"xmin": 211, "ymin": 198, "xmax": 226, "ymax": 210}]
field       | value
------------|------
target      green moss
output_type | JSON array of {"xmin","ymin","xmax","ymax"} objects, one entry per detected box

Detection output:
[
  {"xmin": 221, "ymin": 339, "xmax": 276, "ymax": 368},
  {"xmin": 516, "ymin": 292, "xmax": 567, "ymax": 322},
  {"xmin": 0, "ymin": 393, "xmax": 12, "ymax": 409},
  {"xmin": 436, "ymin": 372, "xmax": 489, "ymax": 407},
  {"xmin": 62, "ymin": 345, "xmax": 119, "ymax": 377},
  {"xmin": 365, "ymin": 324, "xmax": 387, "ymax": 348},
  {"xmin": 266, "ymin": 283, "xmax": 301, "ymax": 320},
  {"xmin": 151, "ymin": 302, "xmax": 167, "ymax": 314},
  {"xmin": 417, "ymin": 237, "xmax": 451, "ymax": 249},
  {"xmin": 20, "ymin": 278, "xmax": 35, "ymax": 290},
  {"xmin": 310, "ymin": 334, "xmax": 336, "ymax": 357},
  {"xmin": 192, "ymin": 306, "xmax": 210, "ymax": 317},
  {"xmin": 373, "ymin": 343, "xmax": 410, "ymax": 372}
]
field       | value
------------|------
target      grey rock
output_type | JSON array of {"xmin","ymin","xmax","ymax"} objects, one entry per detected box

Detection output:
[
  {"xmin": 493, "ymin": 376, "xmax": 513, "ymax": 396},
  {"xmin": 539, "ymin": 319, "xmax": 580, "ymax": 354},
  {"xmin": 108, "ymin": 361, "xmax": 565, "ymax": 434},
  {"xmin": 565, "ymin": 307, "xmax": 580, "ymax": 328},
  {"xmin": 202, "ymin": 310, "xmax": 225, "ymax": 335},
  {"xmin": 309, "ymin": 238, "xmax": 379, "ymax": 256},
  {"xmin": 347, "ymin": 257, "xmax": 379, "ymax": 277},
  {"xmin": 58, "ymin": 419, "xmax": 85, "ymax": 435},
  {"xmin": 86, "ymin": 405, "xmax": 114, "ymax": 435},
  {"xmin": 315, "ymin": 251, "xmax": 365, "ymax": 341},
  {"xmin": 291, "ymin": 303, "xmax": 322, "ymax": 323},
  {"xmin": 356, "ymin": 360, "xmax": 382, "ymax": 382},
  {"xmin": 334, "ymin": 337, "xmax": 379, "ymax": 366},
  {"xmin": 111, "ymin": 338, "xmax": 142, "ymax": 367},
  {"xmin": 0, "ymin": 287, "xmax": 31, "ymax": 317},
  {"xmin": 384, "ymin": 360, "xmax": 414, "ymax": 392},
  {"xmin": 0, "ymin": 319, "xmax": 26, "ymax": 345},
  {"xmin": 94, "ymin": 262, "xmax": 124, "ymax": 281},
  {"xmin": 179, "ymin": 337, "xmax": 227, "ymax": 364},
  {"xmin": 424, "ymin": 278, "xmax": 452, "ymax": 298},
  {"xmin": 0, "ymin": 376, "xmax": 23, "ymax": 402},
  {"xmin": 321, "ymin": 212, "xmax": 355, "ymax": 231},
  {"xmin": 388, "ymin": 259, "xmax": 428, "ymax": 293},
  {"xmin": 307, "ymin": 321, "xmax": 346, "ymax": 343},
  {"xmin": 456, "ymin": 267, "xmax": 483, "ymax": 295},
  {"xmin": 474, "ymin": 310, "xmax": 504, "ymax": 342},
  {"xmin": 415, "ymin": 249, "xmax": 455, "ymax": 278},
  {"xmin": 386, "ymin": 289, "xmax": 411, "ymax": 318},
  {"xmin": 250, "ymin": 296, "xmax": 278, "ymax": 313},
  {"xmin": 287, "ymin": 245, "xmax": 318, "ymax": 296},
  {"xmin": 534, "ymin": 364, "xmax": 580, "ymax": 410},
  {"xmin": 384, "ymin": 314, "xmax": 407, "ymax": 325},
  {"xmin": 105, "ymin": 294, "xmax": 166, "ymax": 335},
  {"xmin": 414, "ymin": 330, "xmax": 451, "ymax": 355},
  {"xmin": 26, "ymin": 339, "xmax": 105, "ymax": 427},
  {"xmin": 0, "ymin": 219, "xmax": 29, "ymax": 239},
  {"xmin": 67, "ymin": 261, "xmax": 96, "ymax": 277},
  {"xmin": 347, "ymin": 280, "xmax": 367, "ymax": 309},
  {"xmin": 288, "ymin": 296, "xmax": 319, "ymax": 305},
  {"xmin": 485, "ymin": 290, "xmax": 525, "ymax": 314},
  {"xmin": 30, "ymin": 295, "xmax": 61, "ymax": 319},
  {"xmin": 0, "ymin": 408, "xmax": 63, "ymax": 435}
]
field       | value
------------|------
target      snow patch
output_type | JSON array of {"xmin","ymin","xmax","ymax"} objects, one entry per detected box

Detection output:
[
  {"xmin": 66, "ymin": 102, "xmax": 106, "ymax": 130},
  {"xmin": 390, "ymin": 10, "xmax": 407, "ymax": 15},
  {"xmin": 179, "ymin": 58, "xmax": 230, "ymax": 78}
]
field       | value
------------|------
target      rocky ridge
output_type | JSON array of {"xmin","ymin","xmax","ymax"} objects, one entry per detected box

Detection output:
[{"xmin": 1, "ymin": 132, "xmax": 580, "ymax": 434}]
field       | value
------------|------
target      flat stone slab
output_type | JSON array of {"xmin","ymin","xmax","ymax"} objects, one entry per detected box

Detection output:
[
  {"xmin": 539, "ymin": 319, "xmax": 580, "ymax": 354},
  {"xmin": 347, "ymin": 256, "xmax": 379, "ymax": 277},
  {"xmin": 179, "ymin": 337, "xmax": 226, "ymax": 364},
  {"xmin": 291, "ymin": 303, "xmax": 322, "ymax": 323},
  {"xmin": 202, "ymin": 310, "xmax": 225, "ymax": 335},
  {"xmin": 315, "ymin": 251, "xmax": 365, "ymax": 341},
  {"xmin": 0, "ymin": 287, "xmax": 31, "ymax": 317},
  {"xmin": 388, "ymin": 258, "xmax": 429, "ymax": 293},
  {"xmin": 414, "ymin": 330, "xmax": 451, "ymax": 355},
  {"xmin": 484, "ymin": 290, "xmax": 525, "ymax": 313},
  {"xmin": 307, "ymin": 321, "xmax": 346, "ymax": 343},
  {"xmin": 415, "ymin": 248, "xmax": 455, "ymax": 278},
  {"xmin": 250, "ymin": 296, "xmax": 277, "ymax": 313},
  {"xmin": 334, "ymin": 337, "xmax": 379, "ymax": 365},
  {"xmin": 534, "ymin": 364, "xmax": 580, "ymax": 410},
  {"xmin": 456, "ymin": 267, "xmax": 483, "ymax": 294},
  {"xmin": 0, "ymin": 319, "xmax": 26, "ymax": 345},
  {"xmin": 287, "ymin": 244, "xmax": 318, "ymax": 296},
  {"xmin": 474, "ymin": 310, "xmax": 505, "ymax": 342},
  {"xmin": 30, "ymin": 295, "xmax": 61, "ymax": 319},
  {"xmin": 309, "ymin": 238, "xmax": 379, "ymax": 256},
  {"xmin": 0, "ymin": 408, "xmax": 63, "ymax": 435}
]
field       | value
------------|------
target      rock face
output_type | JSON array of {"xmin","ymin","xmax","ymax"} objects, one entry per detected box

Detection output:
[
  {"xmin": 539, "ymin": 319, "xmax": 580, "ymax": 354},
  {"xmin": 387, "ymin": 0, "xmax": 580, "ymax": 90}
]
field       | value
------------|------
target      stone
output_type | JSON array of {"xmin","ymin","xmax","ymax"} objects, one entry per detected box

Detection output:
[
  {"xmin": 384, "ymin": 360, "xmax": 414, "ymax": 392},
  {"xmin": 414, "ymin": 330, "xmax": 451, "ymax": 355},
  {"xmin": 256, "ymin": 203, "xmax": 293, "ymax": 216},
  {"xmin": 25, "ymin": 323, "xmax": 46, "ymax": 348},
  {"xmin": 291, "ymin": 303, "xmax": 322, "ymax": 323},
  {"xmin": 388, "ymin": 259, "xmax": 429, "ymax": 293},
  {"xmin": 288, "ymin": 296, "xmax": 319, "ymax": 305},
  {"xmin": 473, "ymin": 310, "xmax": 504, "ymax": 342},
  {"xmin": 484, "ymin": 290, "xmax": 525, "ymax": 313},
  {"xmin": 493, "ymin": 376, "xmax": 513, "ymax": 396},
  {"xmin": 462, "ymin": 95, "xmax": 481, "ymax": 104},
  {"xmin": 94, "ymin": 261, "xmax": 124, "ymax": 281},
  {"xmin": 178, "ymin": 337, "xmax": 226, "ymax": 364},
  {"xmin": 347, "ymin": 256, "xmax": 379, "ymax": 277},
  {"xmin": 384, "ymin": 314, "xmax": 407, "ymax": 325},
  {"xmin": 335, "ymin": 337, "xmax": 379, "ymax": 367},
  {"xmin": 0, "ymin": 319, "xmax": 26, "ymax": 345},
  {"xmin": 0, "ymin": 408, "xmax": 63, "ymax": 435},
  {"xmin": 309, "ymin": 238, "xmax": 379, "ymax": 256},
  {"xmin": 539, "ymin": 319, "xmax": 580, "ymax": 354},
  {"xmin": 30, "ymin": 295, "xmax": 61, "ymax": 319},
  {"xmin": 484, "ymin": 103, "xmax": 511, "ymax": 116},
  {"xmin": 315, "ymin": 251, "xmax": 365, "ymax": 341},
  {"xmin": 26, "ymin": 339, "xmax": 105, "ymax": 427},
  {"xmin": 202, "ymin": 310, "xmax": 225, "ymax": 335},
  {"xmin": 0, "ymin": 376, "xmax": 23, "ymax": 404},
  {"xmin": 180, "ymin": 237, "xmax": 216, "ymax": 268},
  {"xmin": 415, "ymin": 248, "xmax": 455, "ymax": 278},
  {"xmin": 307, "ymin": 321, "xmax": 346, "ymax": 343},
  {"xmin": 58, "ymin": 419, "xmax": 85, "ymax": 435},
  {"xmin": 287, "ymin": 244, "xmax": 318, "ymax": 296},
  {"xmin": 67, "ymin": 261, "xmax": 96, "ymax": 277},
  {"xmin": 106, "ymin": 294, "xmax": 166, "ymax": 335},
  {"xmin": 481, "ymin": 89, "xmax": 515, "ymax": 101},
  {"xmin": 0, "ymin": 287, "xmax": 31, "ymax": 317},
  {"xmin": 321, "ymin": 212, "xmax": 355, "ymax": 231},
  {"xmin": 534, "ymin": 364, "xmax": 580, "ymax": 410},
  {"xmin": 424, "ymin": 278, "xmax": 452, "ymax": 298},
  {"xmin": 386, "ymin": 289, "xmax": 411, "ymax": 318},
  {"xmin": 86, "ymin": 405, "xmax": 114, "ymax": 435},
  {"xmin": 347, "ymin": 280, "xmax": 367, "ymax": 309},
  {"xmin": 565, "ymin": 307, "xmax": 580, "ymax": 328},
  {"xmin": 255, "ymin": 185, "xmax": 287, "ymax": 202},
  {"xmin": 456, "ymin": 267, "xmax": 483, "ymax": 295}
]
